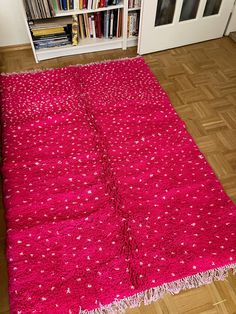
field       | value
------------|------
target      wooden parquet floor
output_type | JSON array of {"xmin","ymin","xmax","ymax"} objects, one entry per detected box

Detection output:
[{"xmin": 0, "ymin": 37, "xmax": 236, "ymax": 314}]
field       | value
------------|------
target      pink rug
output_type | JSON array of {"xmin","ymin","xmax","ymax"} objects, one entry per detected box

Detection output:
[{"xmin": 1, "ymin": 57, "xmax": 236, "ymax": 314}]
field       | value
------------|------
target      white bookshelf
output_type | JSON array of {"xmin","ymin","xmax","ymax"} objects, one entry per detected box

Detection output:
[{"xmin": 21, "ymin": 0, "xmax": 141, "ymax": 63}]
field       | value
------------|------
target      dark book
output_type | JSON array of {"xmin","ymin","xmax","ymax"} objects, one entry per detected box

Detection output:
[
  {"xmin": 69, "ymin": 0, "xmax": 74, "ymax": 9},
  {"xmin": 65, "ymin": 24, "xmax": 72, "ymax": 42},
  {"xmin": 113, "ymin": 9, "xmax": 117, "ymax": 37},
  {"xmin": 61, "ymin": 0, "xmax": 67, "ymax": 10},
  {"xmin": 97, "ymin": 12, "xmax": 102, "ymax": 38}
]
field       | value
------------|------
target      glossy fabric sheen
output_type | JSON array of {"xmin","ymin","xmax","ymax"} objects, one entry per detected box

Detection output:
[{"xmin": 1, "ymin": 58, "xmax": 236, "ymax": 313}]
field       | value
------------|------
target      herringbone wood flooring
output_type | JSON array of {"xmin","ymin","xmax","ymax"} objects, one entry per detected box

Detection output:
[{"xmin": 0, "ymin": 37, "xmax": 236, "ymax": 314}]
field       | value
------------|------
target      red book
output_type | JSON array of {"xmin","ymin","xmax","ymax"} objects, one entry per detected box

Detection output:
[
  {"xmin": 83, "ymin": 0, "xmax": 87, "ymax": 8},
  {"xmin": 100, "ymin": 0, "xmax": 105, "ymax": 7}
]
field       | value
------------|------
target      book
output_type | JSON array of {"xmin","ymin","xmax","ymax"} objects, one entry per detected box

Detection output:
[
  {"xmin": 128, "ymin": 12, "xmax": 139, "ymax": 37},
  {"xmin": 87, "ymin": 0, "xmax": 92, "ymax": 9},
  {"xmin": 116, "ymin": 8, "xmax": 120, "ymax": 37},
  {"xmin": 88, "ymin": 15, "xmax": 93, "ymax": 38},
  {"xmin": 83, "ymin": 14, "xmax": 90, "ymax": 38},
  {"xmin": 69, "ymin": 0, "xmax": 74, "ymax": 9},
  {"xmin": 113, "ymin": 9, "xmax": 117, "ymax": 37},
  {"xmin": 79, "ymin": 15, "xmax": 85, "ymax": 39},
  {"xmin": 47, "ymin": 0, "xmax": 55, "ymax": 17},
  {"xmin": 72, "ymin": 14, "xmax": 79, "ymax": 45},
  {"xmin": 104, "ymin": 10, "xmax": 109, "ymax": 38},
  {"xmin": 61, "ymin": 0, "xmax": 67, "ymax": 10},
  {"xmin": 109, "ymin": 10, "xmax": 114, "ymax": 39},
  {"xmin": 37, "ymin": 0, "xmax": 46, "ymax": 18},
  {"xmin": 57, "ymin": 0, "xmax": 62, "ymax": 10},
  {"xmin": 96, "ymin": 12, "xmax": 102, "ymax": 38},
  {"xmin": 50, "ymin": 0, "xmax": 59, "ymax": 11},
  {"xmin": 91, "ymin": 14, "xmax": 96, "ymax": 38},
  {"xmin": 32, "ymin": 27, "xmax": 65, "ymax": 36},
  {"xmin": 118, "ymin": 8, "xmax": 122, "ymax": 37},
  {"xmin": 100, "ymin": 0, "xmax": 105, "ymax": 7},
  {"xmin": 32, "ymin": 0, "xmax": 40, "ymax": 19}
]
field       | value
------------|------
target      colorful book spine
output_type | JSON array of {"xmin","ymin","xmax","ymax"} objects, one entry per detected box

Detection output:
[
  {"xmin": 50, "ymin": 0, "xmax": 59, "ymax": 11},
  {"xmin": 100, "ymin": 0, "xmax": 105, "ymax": 7}
]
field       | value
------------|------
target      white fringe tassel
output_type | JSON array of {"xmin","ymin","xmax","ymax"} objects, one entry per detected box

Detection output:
[{"xmin": 79, "ymin": 263, "xmax": 236, "ymax": 314}]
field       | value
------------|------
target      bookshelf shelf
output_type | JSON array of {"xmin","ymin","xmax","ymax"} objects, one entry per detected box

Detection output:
[
  {"xmin": 21, "ymin": 0, "xmax": 142, "ymax": 63},
  {"xmin": 128, "ymin": 7, "xmax": 141, "ymax": 11},
  {"xmin": 55, "ymin": 3, "xmax": 125, "ymax": 17},
  {"xmin": 127, "ymin": 36, "xmax": 138, "ymax": 47},
  {"xmin": 36, "ymin": 37, "xmax": 123, "ymax": 61}
]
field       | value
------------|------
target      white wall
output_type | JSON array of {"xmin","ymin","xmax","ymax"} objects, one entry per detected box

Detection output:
[{"xmin": 0, "ymin": 0, "xmax": 30, "ymax": 47}]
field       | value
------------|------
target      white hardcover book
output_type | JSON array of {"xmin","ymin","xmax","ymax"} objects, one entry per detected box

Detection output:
[
  {"xmin": 88, "ymin": 0, "xmax": 92, "ymax": 9},
  {"xmin": 116, "ymin": 8, "xmax": 120, "ymax": 37},
  {"xmin": 91, "ymin": 14, "xmax": 96, "ymax": 38}
]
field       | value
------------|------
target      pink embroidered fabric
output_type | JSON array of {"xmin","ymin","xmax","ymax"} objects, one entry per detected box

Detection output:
[{"xmin": 1, "ymin": 57, "xmax": 236, "ymax": 314}]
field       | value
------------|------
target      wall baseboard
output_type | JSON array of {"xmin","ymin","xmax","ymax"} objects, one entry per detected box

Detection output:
[{"xmin": 0, "ymin": 43, "xmax": 31, "ymax": 52}]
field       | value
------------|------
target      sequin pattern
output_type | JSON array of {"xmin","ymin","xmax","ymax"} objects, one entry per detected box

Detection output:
[{"xmin": 1, "ymin": 57, "xmax": 236, "ymax": 314}]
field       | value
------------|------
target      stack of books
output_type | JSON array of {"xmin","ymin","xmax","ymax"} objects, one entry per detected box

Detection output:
[
  {"xmin": 51, "ymin": 0, "xmax": 121, "ymax": 11},
  {"xmin": 74, "ymin": 9, "xmax": 122, "ymax": 41},
  {"xmin": 127, "ymin": 11, "xmax": 139, "ymax": 37},
  {"xmin": 30, "ymin": 18, "xmax": 72, "ymax": 49},
  {"xmin": 24, "ymin": 0, "xmax": 55, "ymax": 19},
  {"xmin": 128, "ymin": 0, "xmax": 141, "ymax": 9}
]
